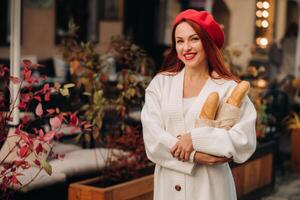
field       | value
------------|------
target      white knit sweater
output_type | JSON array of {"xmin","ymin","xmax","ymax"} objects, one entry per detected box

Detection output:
[{"xmin": 141, "ymin": 68, "xmax": 257, "ymax": 200}]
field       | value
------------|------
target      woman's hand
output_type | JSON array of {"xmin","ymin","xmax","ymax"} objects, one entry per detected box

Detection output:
[
  {"xmin": 171, "ymin": 133, "xmax": 193, "ymax": 161},
  {"xmin": 193, "ymin": 151, "xmax": 232, "ymax": 165}
]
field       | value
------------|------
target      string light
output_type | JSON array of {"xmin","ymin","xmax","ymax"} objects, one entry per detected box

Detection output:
[
  {"xmin": 256, "ymin": 37, "xmax": 261, "ymax": 45},
  {"xmin": 260, "ymin": 38, "xmax": 268, "ymax": 46},
  {"xmin": 255, "ymin": 0, "xmax": 271, "ymax": 48},
  {"xmin": 256, "ymin": 37, "xmax": 268, "ymax": 47},
  {"xmin": 256, "ymin": 1, "xmax": 263, "ymax": 9},
  {"xmin": 262, "ymin": 10, "xmax": 269, "ymax": 18},
  {"xmin": 262, "ymin": 1, "xmax": 270, "ymax": 9},
  {"xmin": 256, "ymin": 10, "xmax": 263, "ymax": 17},
  {"xmin": 261, "ymin": 20, "xmax": 269, "ymax": 28},
  {"xmin": 256, "ymin": 20, "xmax": 262, "ymax": 27}
]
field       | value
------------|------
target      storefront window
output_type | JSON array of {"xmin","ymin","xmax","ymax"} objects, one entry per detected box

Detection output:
[
  {"xmin": 99, "ymin": 0, "xmax": 122, "ymax": 20},
  {"xmin": 55, "ymin": 0, "xmax": 89, "ymax": 43},
  {"xmin": 0, "ymin": 0, "xmax": 10, "ymax": 46}
]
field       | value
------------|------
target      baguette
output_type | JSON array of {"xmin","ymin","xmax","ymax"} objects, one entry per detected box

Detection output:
[
  {"xmin": 226, "ymin": 81, "xmax": 250, "ymax": 107},
  {"xmin": 199, "ymin": 92, "xmax": 219, "ymax": 120}
]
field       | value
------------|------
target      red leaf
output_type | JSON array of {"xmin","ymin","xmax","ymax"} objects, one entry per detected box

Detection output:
[
  {"xmin": 11, "ymin": 175, "xmax": 21, "ymax": 185},
  {"xmin": 19, "ymin": 146, "xmax": 29, "ymax": 158},
  {"xmin": 22, "ymin": 59, "xmax": 32, "ymax": 68},
  {"xmin": 46, "ymin": 109, "xmax": 55, "ymax": 114},
  {"xmin": 33, "ymin": 128, "xmax": 38, "ymax": 134},
  {"xmin": 18, "ymin": 102, "xmax": 27, "ymax": 110},
  {"xmin": 21, "ymin": 93, "xmax": 31, "ymax": 102},
  {"xmin": 23, "ymin": 68, "xmax": 32, "ymax": 82},
  {"xmin": 41, "ymin": 75, "xmax": 47, "ymax": 80},
  {"xmin": 20, "ymin": 162, "xmax": 30, "ymax": 169},
  {"xmin": 43, "ymin": 130, "xmax": 56, "ymax": 142},
  {"xmin": 18, "ymin": 132, "xmax": 32, "ymax": 144},
  {"xmin": 44, "ymin": 92, "xmax": 51, "ymax": 101},
  {"xmin": 39, "ymin": 129, "xmax": 44, "ymax": 137},
  {"xmin": 3, "ymin": 163, "xmax": 12, "ymax": 170},
  {"xmin": 35, "ymin": 103, "xmax": 43, "ymax": 117},
  {"xmin": 31, "ymin": 76, "xmax": 39, "ymax": 84},
  {"xmin": 70, "ymin": 114, "xmax": 78, "ymax": 126},
  {"xmin": 9, "ymin": 76, "xmax": 20, "ymax": 84},
  {"xmin": 21, "ymin": 115, "xmax": 31, "ymax": 124},
  {"xmin": 50, "ymin": 116, "xmax": 62, "ymax": 129},
  {"xmin": 0, "ymin": 65, "xmax": 9, "ymax": 76},
  {"xmin": 34, "ymin": 159, "xmax": 41, "ymax": 166},
  {"xmin": 59, "ymin": 154, "xmax": 65, "ymax": 159},
  {"xmin": 33, "ymin": 96, "xmax": 42, "ymax": 102},
  {"xmin": 35, "ymin": 143, "xmax": 43, "ymax": 155},
  {"xmin": 12, "ymin": 160, "xmax": 25, "ymax": 167},
  {"xmin": 42, "ymin": 84, "xmax": 50, "ymax": 93}
]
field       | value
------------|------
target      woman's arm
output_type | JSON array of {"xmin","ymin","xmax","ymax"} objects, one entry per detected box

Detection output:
[
  {"xmin": 141, "ymin": 76, "xmax": 195, "ymax": 174},
  {"xmin": 191, "ymin": 96, "xmax": 257, "ymax": 163},
  {"xmin": 193, "ymin": 151, "xmax": 232, "ymax": 165}
]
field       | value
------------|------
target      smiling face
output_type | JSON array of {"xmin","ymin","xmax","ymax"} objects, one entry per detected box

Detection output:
[{"xmin": 175, "ymin": 21, "xmax": 207, "ymax": 69}]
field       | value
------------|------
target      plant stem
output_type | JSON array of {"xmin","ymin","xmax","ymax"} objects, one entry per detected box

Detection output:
[
  {"xmin": 5, "ymin": 80, "xmax": 24, "ymax": 127},
  {"xmin": 0, "ymin": 137, "xmax": 22, "ymax": 165}
]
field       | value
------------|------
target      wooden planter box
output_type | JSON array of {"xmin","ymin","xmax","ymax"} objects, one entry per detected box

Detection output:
[
  {"xmin": 68, "ymin": 174, "xmax": 154, "ymax": 200},
  {"xmin": 232, "ymin": 154, "xmax": 273, "ymax": 199},
  {"xmin": 231, "ymin": 141, "xmax": 275, "ymax": 200},
  {"xmin": 292, "ymin": 129, "xmax": 300, "ymax": 173},
  {"xmin": 69, "ymin": 142, "xmax": 275, "ymax": 200}
]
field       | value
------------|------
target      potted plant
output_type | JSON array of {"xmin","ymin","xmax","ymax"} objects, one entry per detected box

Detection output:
[
  {"xmin": 59, "ymin": 23, "xmax": 154, "ymax": 199},
  {"xmin": 285, "ymin": 112, "xmax": 300, "ymax": 173}
]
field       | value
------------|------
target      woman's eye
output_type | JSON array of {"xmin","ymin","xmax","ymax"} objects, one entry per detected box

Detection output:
[
  {"xmin": 191, "ymin": 37, "xmax": 199, "ymax": 41},
  {"xmin": 176, "ymin": 40, "xmax": 183, "ymax": 44}
]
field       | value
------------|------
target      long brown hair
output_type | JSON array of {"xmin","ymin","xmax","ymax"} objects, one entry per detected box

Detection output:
[{"xmin": 159, "ymin": 19, "xmax": 239, "ymax": 81}]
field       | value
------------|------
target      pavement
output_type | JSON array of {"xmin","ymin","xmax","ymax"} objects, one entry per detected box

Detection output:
[{"xmin": 260, "ymin": 171, "xmax": 300, "ymax": 200}]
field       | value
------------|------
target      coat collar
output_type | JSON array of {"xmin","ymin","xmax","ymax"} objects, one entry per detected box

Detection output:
[
  {"xmin": 169, "ymin": 68, "xmax": 215, "ymax": 132},
  {"xmin": 184, "ymin": 74, "xmax": 212, "ymax": 130}
]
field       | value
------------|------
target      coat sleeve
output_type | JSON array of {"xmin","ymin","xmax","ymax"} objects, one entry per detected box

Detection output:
[
  {"xmin": 191, "ymin": 96, "xmax": 257, "ymax": 163},
  {"xmin": 141, "ymin": 76, "xmax": 195, "ymax": 174}
]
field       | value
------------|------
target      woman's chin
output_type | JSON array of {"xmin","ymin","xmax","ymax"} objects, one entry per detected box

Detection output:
[{"xmin": 184, "ymin": 61, "xmax": 199, "ymax": 68}]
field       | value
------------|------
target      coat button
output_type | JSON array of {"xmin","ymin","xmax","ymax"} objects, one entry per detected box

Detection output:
[{"xmin": 175, "ymin": 185, "xmax": 181, "ymax": 191}]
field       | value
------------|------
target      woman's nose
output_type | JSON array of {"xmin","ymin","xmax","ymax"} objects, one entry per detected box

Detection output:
[{"xmin": 183, "ymin": 42, "xmax": 192, "ymax": 52}]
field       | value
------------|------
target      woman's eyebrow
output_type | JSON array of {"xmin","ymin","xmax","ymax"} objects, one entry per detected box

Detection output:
[{"xmin": 175, "ymin": 34, "xmax": 198, "ymax": 39}]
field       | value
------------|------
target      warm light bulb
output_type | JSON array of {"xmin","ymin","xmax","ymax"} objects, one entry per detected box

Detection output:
[
  {"xmin": 262, "ymin": 10, "xmax": 269, "ymax": 18},
  {"xmin": 256, "ymin": 10, "xmax": 263, "ymax": 17},
  {"xmin": 262, "ymin": 1, "xmax": 270, "ymax": 9},
  {"xmin": 256, "ymin": 20, "xmax": 262, "ymax": 27},
  {"xmin": 260, "ymin": 38, "xmax": 268, "ymax": 46},
  {"xmin": 256, "ymin": 1, "xmax": 263, "ymax": 9},
  {"xmin": 261, "ymin": 20, "xmax": 269, "ymax": 28},
  {"xmin": 256, "ymin": 37, "xmax": 261, "ymax": 45},
  {"xmin": 257, "ymin": 79, "xmax": 268, "ymax": 88}
]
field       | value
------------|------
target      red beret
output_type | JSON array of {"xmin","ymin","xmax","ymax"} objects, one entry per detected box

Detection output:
[{"xmin": 174, "ymin": 9, "xmax": 224, "ymax": 48}]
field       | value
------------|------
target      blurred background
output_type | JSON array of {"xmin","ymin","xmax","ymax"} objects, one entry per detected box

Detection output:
[{"xmin": 1, "ymin": 0, "xmax": 300, "ymax": 200}]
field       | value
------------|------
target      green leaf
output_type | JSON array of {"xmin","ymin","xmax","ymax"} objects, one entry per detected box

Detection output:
[
  {"xmin": 59, "ymin": 88, "xmax": 70, "ymax": 96},
  {"xmin": 84, "ymin": 133, "xmax": 91, "ymax": 144},
  {"xmin": 83, "ymin": 92, "xmax": 91, "ymax": 96},
  {"xmin": 41, "ymin": 159, "xmax": 52, "ymax": 175},
  {"xmin": 75, "ymin": 134, "xmax": 83, "ymax": 143},
  {"xmin": 63, "ymin": 83, "xmax": 75, "ymax": 89},
  {"xmin": 93, "ymin": 90, "xmax": 103, "ymax": 104}
]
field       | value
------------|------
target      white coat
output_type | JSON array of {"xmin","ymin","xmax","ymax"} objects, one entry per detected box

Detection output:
[{"xmin": 141, "ymin": 68, "xmax": 257, "ymax": 200}]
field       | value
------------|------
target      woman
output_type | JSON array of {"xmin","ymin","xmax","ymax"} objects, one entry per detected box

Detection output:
[{"xmin": 141, "ymin": 9, "xmax": 256, "ymax": 200}]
